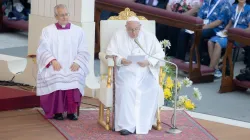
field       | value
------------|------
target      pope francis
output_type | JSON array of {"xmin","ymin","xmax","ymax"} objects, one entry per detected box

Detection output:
[{"xmin": 106, "ymin": 16, "xmax": 165, "ymax": 135}]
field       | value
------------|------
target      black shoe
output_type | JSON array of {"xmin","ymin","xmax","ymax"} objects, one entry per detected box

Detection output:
[
  {"xmin": 53, "ymin": 113, "xmax": 64, "ymax": 120},
  {"xmin": 120, "ymin": 129, "xmax": 132, "ymax": 135},
  {"xmin": 67, "ymin": 114, "xmax": 78, "ymax": 120},
  {"xmin": 237, "ymin": 69, "xmax": 250, "ymax": 81},
  {"xmin": 240, "ymin": 68, "xmax": 249, "ymax": 74},
  {"xmin": 236, "ymin": 73, "xmax": 246, "ymax": 81}
]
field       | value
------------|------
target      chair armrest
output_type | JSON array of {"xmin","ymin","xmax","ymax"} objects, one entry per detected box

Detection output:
[
  {"xmin": 99, "ymin": 52, "xmax": 114, "ymax": 88},
  {"xmin": 228, "ymin": 28, "xmax": 250, "ymax": 46},
  {"xmin": 107, "ymin": 58, "xmax": 114, "ymax": 66},
  {"xmin": 228, "ymin": 28, "xmax": 250, "ymax": 39},
  {"xmin": 99, "ymin": 52, "xmax": 114, "ymax": 67},
  {"xmin": 99, "ymin": 52, "xmax": 108, "ymax": 66}
]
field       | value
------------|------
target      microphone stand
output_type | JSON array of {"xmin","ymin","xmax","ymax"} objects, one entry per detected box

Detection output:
[
  {"xmin": 112, "ymin": 56, "xmax": 116, "ymax": 131},
  {"xmin": 134, "ymin": 39, "xmax": 182, "ymax": 134}
]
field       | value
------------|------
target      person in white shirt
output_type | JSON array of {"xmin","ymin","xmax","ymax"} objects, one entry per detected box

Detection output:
[
  {"xmin": 106, "ymin": 16, "xmax": 165, "ymax": 135},
  {"xmin": 36, "ymin": 4, "xmax": 90, "ymax": 121}
]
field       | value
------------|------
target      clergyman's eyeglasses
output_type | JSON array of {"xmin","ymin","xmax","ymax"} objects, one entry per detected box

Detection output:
[{"xmin": 57, "ymin": 13, "xmax": 70, "ymax": 18}]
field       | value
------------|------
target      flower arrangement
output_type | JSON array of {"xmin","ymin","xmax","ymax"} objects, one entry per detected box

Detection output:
[
  {"xmin": 160, "ymin": 39, "xmax": 202, "ymax": 111},
  {"xmin": 172, "ymin": 0, "xmax": 192, "ymax": 13}
]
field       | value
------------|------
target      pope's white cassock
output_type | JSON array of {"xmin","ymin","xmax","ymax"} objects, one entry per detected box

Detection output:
[
  {"xmin": 36, "ymin": 23, "xmax": 90, "ymax": 118},
  {"xmin": 106, "ymin": 25, "xmax": 165, "ymax": 134}
]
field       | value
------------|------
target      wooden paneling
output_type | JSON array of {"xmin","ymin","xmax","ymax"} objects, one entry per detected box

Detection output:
[
  {"xmin": 44, "ymin": 0, "xmax": 51, "ymax": 17},
  {"xmin": 57, "ymin": 0, "xmax": 69, "ymax": 7},
  {"xmin": 28, "ymin": 15, "xmax": 56, "ymax": 55},
  {"xmin": 38, "ymin": 0, "xmax": 45, "ymax": 16},
  {"xmin": 31, "ymin": 0, "xmax": 39, "ymax": 15},
  {"xmin": 74, "ymin": 0, "xmax": 94, "ymax": 22},
  {"xmin": 50, "ymin": 0, "xmax": 57, "ymax": 17},
  {"xmin": 68, "ymin": 0, "xmax": 75, "ymax": 21},
  {"xmin": 74, "ymin": 0, "xmax": 82, "ymax": 22}
]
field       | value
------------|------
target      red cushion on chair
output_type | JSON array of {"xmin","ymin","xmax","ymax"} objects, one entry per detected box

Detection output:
[
  {"xmin": 3, "ymin": 16, "xmax": 28, "ymax": 31},
  {"xmin": 233, "ymin": 79, "xmax": 250, "ymax": 88},
  {"xmin": 171, "ymin": 58, "xmax": 214, "ymax": 75}
]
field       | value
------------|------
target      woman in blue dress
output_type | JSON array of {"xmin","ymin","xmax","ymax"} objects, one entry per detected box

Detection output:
[
  {"xmin": 175, "ymin": 0, "xmax": 232, "ymax": 62},
  {"xmin": 208, "ymin": 0, "xmax": 250, "ymax": 78}
]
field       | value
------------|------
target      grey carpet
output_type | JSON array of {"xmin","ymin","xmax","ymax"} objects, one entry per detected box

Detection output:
[{"xmin": 0, "ymin": 46, "xmax": 28, "ymax": 58}]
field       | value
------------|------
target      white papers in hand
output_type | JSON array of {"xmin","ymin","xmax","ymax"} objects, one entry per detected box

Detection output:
[
  {"xmin": 185, "ymin": 29, "xmax": 194, "ymax": 34},
  {"xmin": 127, "ymin": 55, "xmax": 145, "ymax": 63},
  {"xmin": 216, "ymin": 31, "xmax": 227, "ymax": 38}
]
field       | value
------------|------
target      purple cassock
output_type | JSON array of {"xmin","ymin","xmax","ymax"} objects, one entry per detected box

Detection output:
[
  {"xmin": 40, "ymin": 22, "xmax": 82, "ymax": 119},
  {"xmin": 40, "ymin": 89, "xmax": 81, "ymax": 119}
]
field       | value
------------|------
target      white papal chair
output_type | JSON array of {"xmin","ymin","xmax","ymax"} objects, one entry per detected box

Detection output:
[{"xmin": 98, "ymin": 8, "xmax": 165, "ymax": 131}]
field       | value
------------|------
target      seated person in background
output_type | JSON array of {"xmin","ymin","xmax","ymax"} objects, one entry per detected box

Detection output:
[
  {"xmin": 175, "ymin": 0, "xmax": 232, "ymax": 63},
  {"xmin": 238, "ymin": 45, "xmax": 250, "ymax": 82},
  {"xmin": 135, "ymin": 0, "xmax": 168, "ymax": 8},
  {"xmin": 237, "ymin": 46, "xmax": 250, "ymax": 81},
  {"xmin": 241, "ymin": 46, "xmax": 250, "ymax": 74},
  {"xmin": 106, "ymin": 16, "xmax": 164, "ymax": 135},
  {"xmin": 166, "ymin": 0, "xmax": 202, "ymax": 56},
  {"xmin": 208, "ymin": 0, "xmax": 250, "ymax": 78},
  {"xmin": 135, "ymin": 0, "xmax": 169, "ymax": 43}
]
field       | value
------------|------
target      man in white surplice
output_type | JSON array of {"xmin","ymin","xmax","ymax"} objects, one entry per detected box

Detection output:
[
  {"xmin": 36, "ymin": 4, "xmax": 90, "ymax": 121},
  {"xmin": 106, "ymin": 16, "xmax": 165, "ymax": 135}
]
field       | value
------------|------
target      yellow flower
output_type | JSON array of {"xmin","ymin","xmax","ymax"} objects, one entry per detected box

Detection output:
[
  {"xmin": 166, "ymin": 77, "xmax": 174, "ymax": 89},
  {"xmin": 177, "ymin": 81, "xmax": 181, "ymax": 89},
  {"xmin": 184, "ymin": 99, "xmax": 195, "ymax": 110},
  {"xmin": 164, "ymin": 88, "xmax": 172, "ymax": 99}
]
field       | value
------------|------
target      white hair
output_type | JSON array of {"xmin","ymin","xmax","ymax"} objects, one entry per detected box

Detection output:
[
  {"xmin": 54, "ymin": 4, "xmax": 68, "ymax": 16},
  {"xmin": 126, "ymin": 16, "xmax": 141, "ymax": 24}
]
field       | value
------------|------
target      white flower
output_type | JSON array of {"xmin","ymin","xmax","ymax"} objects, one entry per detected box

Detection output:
[
  {"xmin": 176, "ymin": 99, "xmax": 184, "ymax": 108},
  {"xmin": 193, "ymin": 87, "xmax": 202, "ymax": 100},
  {"xmin": 160, "ymin": 39, "xmax": 171, "ymax": 49},
  {"xmin": 178, "ymin": 95, "xmax": 188, "ymax": 104},
  {"xmin": 182, "ymin": 77, "xmax": 193, "ymax": 87},
  {"xmin": 176, "ymin": 95, "xmax": 188, "ymax": 109}
]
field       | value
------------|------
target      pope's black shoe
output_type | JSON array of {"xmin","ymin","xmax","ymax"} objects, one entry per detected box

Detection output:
[
  {"xmin": 120, "ymin": 129, "xmax": 132, "ymax": 135},
  {"xmin": 53, "ymin": 113, "xmax": 64, "ymax": 120},
  {"xmin": 67, "ymin": 114, "xmax": 78, "ymax": 120}
]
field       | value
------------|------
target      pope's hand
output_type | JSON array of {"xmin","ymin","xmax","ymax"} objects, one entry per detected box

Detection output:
[
  {"xmin": 52, "ymin": 60, "xmax": 62, "ymax": 71},
  {"xmin": 121, "ymin": 58, "xmax": 132, "ymax": 66},
  {"xmin": 137, "ymin": 60, "xmax": 149, "ymax": 67},
  {"xmin": 70, "ymin": 62, "xmax": 80, "ymax": 72}
]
